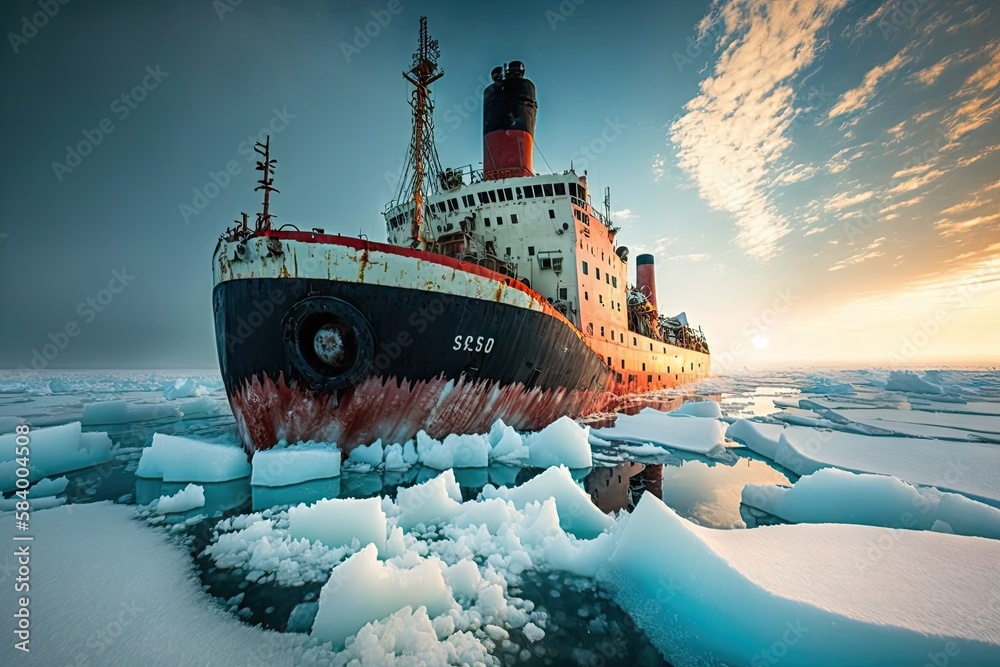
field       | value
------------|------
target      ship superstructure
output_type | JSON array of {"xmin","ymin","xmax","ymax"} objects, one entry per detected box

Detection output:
[{"xmin": 211, "ymin": 18, "xmax": 709, "ymax": 454}]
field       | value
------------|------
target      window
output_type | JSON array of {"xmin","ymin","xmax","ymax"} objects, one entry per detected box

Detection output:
[
  {"xmin": 488, "ymin": 190, "xmax": 497, "ymax": 203},
  {"xmin": 511, "ymin": 214, "xmax": 518, "ymax": 224},
  {"xmin": 478, "ymin": 192, "xmax": 489, "ymax": 204},
  {"xmin": 633, "ymin": 336, "xmax": 637, "ymax": 346},
  {"xmin": 582, "ymin": 261, "xmax": 589, "ymax": 275},
  {"xmin": 524, "ymin": 187, "xmax": 534, "ymax": 199},
  {"xmin": 438, "ymin": 202, "xmax": 447, "ymax": 213},
  {"xmin": 587, "ymin": 323, "xmax": 594, "ymax": 335},
  {"xmin": 642, "ymin": 363, "xmax": 646, "ymax": 371},
  {"xmin": 600, "ymin": 326, "xmax": 605, "ymax": 336},
  {"xmin": 552, "ymin": 257, "xmax": 563, "ymax": 272},
  {"xmin": 606, "ymin": 274, "xmax": 610, "ymax": 284},
  {"xmin": 497, "ymin": 188, "xmax": 507, "ymax": 202},
  {"xmin": 533, "ymin": 185, "xmax": 544, "ymax": 197},
  {"xmin": 596, "ymin": 268, "xmax": 601, "ymax": 280},
  {"xmin": 504, "ymin": 187, "xmax": 513, "ymax": 200},
  {"xmin": 648, "ymin": 375, "xmax": 653, "ymax": 384},
  {"xmin": 607, "ymin": 356, "xmax": 612, "ymax": 365},
  {"xmin": 559, "ymin": 287, "xmax": 567, "ymax": 300},
  {"xmin": 496, "ymin": 215, "xmax": 503, "ymax": 225},
  {"xmin": 549, "ymin": 209, "xmax": 555, "ymax": 219},
  {"xmin": 612, "ymin": 276, "xmax": 617, "ymax": 288},
  {"xmin": 620, "ymin": 333, "xmax": 624, "ymax": 343},
  {"xmin": 554, "ymin": 183, "xmax": 566, "ymax": 195},
  {"xmin": 620, "ymin": 359, "xmax": 625, "ymax": 369},
  {"xmin": 650, "ymin": 343, "xmax": 654, "ymax": 351},
  {"xmin": 584, "ymin": 291, "xmax": 589, "ymax": 300},
  {"xmin": 505, "ymin": 247, "xmax": 511, "ymax": 257},
  {"xmin": 543, "ymin": 184, "xmax": 553, "ymax": 197},
  {"xmin": 611, "ymin": 329, "xmax": 614, "ymax": 339},
  {"xmin": 448, "ymin": 198, "xmax": 458, "ymax": 211},
  {"xmin": 528, "ymin": 246, "xmax": 535, "ymax": 256},
  {"xmin": 599, "ymin": 294, "xmax": 603, "ymax": 304},
  {"xmin": 484, "ymin": 217, "xmax": 491, "ymax": 227},
  {"xmin": 569, "ymin": 183, "xmax": 577, "ymax": 198}
]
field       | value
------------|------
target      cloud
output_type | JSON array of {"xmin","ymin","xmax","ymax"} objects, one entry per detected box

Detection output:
[
  {"xmin": 944, "ymin": 40, "xmax": 1000, "ymax": 140},
  {"xmin": 934, "ymin": 212, "xmax": 1000, "ymax": 236},
  {"xmin": 804, "ymin": 225, "xmax": 829, "ymax": 236},
  {"xmin": 913, "ymin": 54, "xmax": 958, "ymax": 86},
  {"xmin": 881, "ymin": 195, "xmax": 924, "ymax": 215},
  {"xmin": 612, "ymin": 209, "xmax": 637, "ymax": 222},
  {"xmin": 829, "ymin": 237, "xmax": 887, "ymax": 271},
  {"xmin": 670, "ymin": 0, "xmax": 849, "ymax": 261},
  {"xmin": 827, "ymin": 145, "xmax": 870, "ymax": 173},
  {"xmin": 828, "ymin": 50, "xmax": 914, "ymax": 119},
  {"xmin": 651, "ymin": 155, "xmax": 666, "ymax": 182},
  {"xmin": 887, "ymin": 168, "xmax": 946, "ymax": 194},
  {"xmin": 825, "ymin": 189, "xmax": 876, "ymax": 211},
  {"xmin": 666, "ymin": 253, "xmax": 712, "ymax": 262}
]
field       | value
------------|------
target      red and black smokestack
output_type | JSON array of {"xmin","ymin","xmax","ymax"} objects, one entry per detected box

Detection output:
[
  {"xmin": 483, "ymin": 61, "xmax": 537, "ymax": 180},
  {"xmin": 636, "ymin": 254, "xmax": 658, "ymax": 311}
]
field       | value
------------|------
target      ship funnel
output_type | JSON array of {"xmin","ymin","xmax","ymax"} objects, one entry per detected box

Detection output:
[
  {"xmin": 636, "ymin": 254, "xmax": 657, "ymax": 311},
  {"xmin": 483, "ymin": 61, "xmax": 537, "ymax": 180}
]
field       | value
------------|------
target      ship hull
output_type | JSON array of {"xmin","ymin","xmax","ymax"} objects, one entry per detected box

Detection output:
[
  {"xmin": 213, "ymin": 233, "xmax": 709, "ymax": 454},
  {"xmin": 215, "ymin": 277, "xmax": 614, "ymax": 453}
]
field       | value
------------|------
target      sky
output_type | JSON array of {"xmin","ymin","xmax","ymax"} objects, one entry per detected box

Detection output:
[{"xmin": 0, "ymin": 0, "xmax": 998, "ymax": 370}]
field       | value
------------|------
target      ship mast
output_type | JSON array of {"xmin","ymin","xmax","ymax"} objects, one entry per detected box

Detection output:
[
  {"xmin": 254, "ymin": 136, "xmax": 278, "ymax": 232},
  {"xmin": 401, "ymin": 17, "xmax": 443, "ymax": 248}
]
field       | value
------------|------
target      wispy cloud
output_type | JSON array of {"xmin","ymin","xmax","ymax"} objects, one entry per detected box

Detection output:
[
  {"xmin": 825, "ymin": 189, "xmax": 876, "ymax": 211},
  {"xmin": 666, "ymin": 253, "xmax": 712, "ymax": 262},
  {"xmin": 944, "ymin": 39, "xmax": 1000, "ymax": 139},
  {"xmin": 913, "ymin": 53, "xmax": 959, "ymax": 86},
  {"xmin": 670, "ymin": 0, "xmax": 849, "ymax": 260},
  {"xmin": 934, "ymin": 212, "xmax": 1000, "ymax": 236},
  {"xmin": 829, "ymin": 237, "xmax": 887, "ymax": 271},
  {"xmin": 612, "ymin": 209, "xmax": 637, "ymax": 222},
  {"xmin": 828, "ymin": 50, "xmax": 914, "ymax": 119},
  {"xmin": 887, "ymin": 168, "xmax": 946, "ymax": 194}
]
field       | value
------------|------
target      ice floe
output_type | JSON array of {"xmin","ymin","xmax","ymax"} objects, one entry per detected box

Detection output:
[
  {"xmin": 155, "ymin": 483, "xmax": 206, "ymax": 514},
  {"xmin": 251, "ymin": 442, "xmax": 342, "ymax": 487},
  {"xmin": 0, "ymin": 422, "xmax": 113, "ymax": 492},
  {"xmin": 136, "ymin": 433, "xmax": 250, "ymax": 483},
  {"xmin": 743, "ymin": 468, "xmax": 1000, "ymax": 539},
  {"xmin": 601, "ymin": 492, "xmax": 1000, "ymax": 667},
  {"xmin": 593, "ymin": 406, "xmax": 731, "ymax": 459},
  {"xmin": 82, "ymin": 399, "xmax": 180, "ymax": 425}
]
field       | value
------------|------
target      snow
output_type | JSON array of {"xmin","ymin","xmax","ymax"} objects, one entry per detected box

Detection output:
[
  {"xmin": 523, "ymin": 415, "xmax": 592, "ymax": 468},
  {"xmin": 288, "ymin": 496, "xmax": 387, "ymax": 553},
  {"xmin": 761, "ymin": 427, "xmax": 1000, "ymax": 507},
  {"xmin": 0, "ymin": 503, "xmax": 313, "ymax": 666},
  {"xmin": 601, "ymin": 492, "xmax": 1000, "ymax": 667},
  {"xmin": 800, "ymin": 378, "xmax": 857, "ymax": 395},
  {"xmin": 0, "ymin": 422, "xmax": 113, "ymax": 492},
  {"xmin": 81, "ymin": 399, "xmax": 180, "ymax": 425},
  {"xmin": 395, "ymin": 468, "xmax": 463, "ymax": 530},
  {"xmin": 155, "ymin": 483, "xmax": 206, "ymax": 514},
  {"xmin": 594, "ymin": 408, "xmax": 730, "ymax": 458},
  {"xmin": 251, "ymin": 443, "xmax": 341, "ymax": 487},
  {"xmin": 743, "ymin": 468, "xmax": 1000, "ymax": 539},
  {"xmin": 725, "ymin": 419, "xmax": 785, "ymax": 458},
  {"xmin": 417, "ymin": 430, "xmax": 490, "ymax": 469},
  {"xmin": 311, "ymin": 544, "xmax": 457, "ymax": 648},
  {"xmin": 481, "ymin": 465, "xmax": 613, "ymax": 539},
  {"xmin": 886, "ymin": 370, "xmax": 945, "ymax": 394},
  {"xmin": 136, "ymin": 433, "xmax": 250, "ymax": 483},
  {"xmin": 672, "ymin": 400, "xmax": 722, "ymax": 418}
]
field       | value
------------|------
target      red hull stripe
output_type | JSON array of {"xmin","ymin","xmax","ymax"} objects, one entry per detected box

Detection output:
[{"xmin": 260, "ymin": 230, "xmax": 577, "ymax": 331}]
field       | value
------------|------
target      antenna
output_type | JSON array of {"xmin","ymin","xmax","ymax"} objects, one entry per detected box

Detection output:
[
  {"xmin": 604, "ymin": 186, "xmax": 611, "ymax": 226},
  {"xmin": 254, "ymin": 136, "xmax": 279, "ymax": 231},
  {"xmin": 399, "ymin": 17, "xmax": 444, "ymax": 249}
]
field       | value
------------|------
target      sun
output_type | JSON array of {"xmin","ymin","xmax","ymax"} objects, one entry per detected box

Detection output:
[{"xmin": 752, "ymin": 336, "xmax": 770, "ymax": 350}]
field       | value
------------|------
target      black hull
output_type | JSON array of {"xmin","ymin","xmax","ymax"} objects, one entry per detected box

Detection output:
[{"xmin": 214, "ymin": 277, "xmax": 613, "ymax": 451}]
